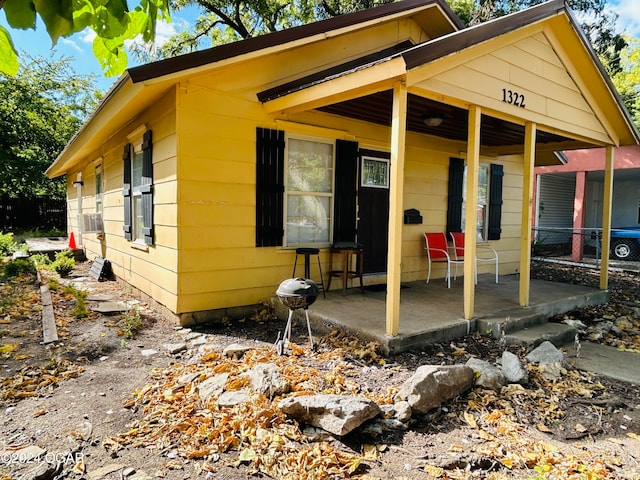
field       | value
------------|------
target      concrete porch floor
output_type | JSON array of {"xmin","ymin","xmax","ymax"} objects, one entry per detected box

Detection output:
[{"xmin": 279, "ymin": 274, "xmax": 609, "ymax": 354}]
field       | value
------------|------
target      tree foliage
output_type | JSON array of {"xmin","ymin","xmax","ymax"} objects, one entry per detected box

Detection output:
[
  {"xmin": 133, "ymin": 0, "xmax": 393, "ymax": 61},
  {"xmin": 0, "ymin": 0, "xmax": 171, "ymax": 77},
  {"xmin": 0, "ymin": 55, "xmax": 102, "ymax": 199},
  {"xmin": 609, "ymin": 35, "xmax": 640, "ymax": 129}
]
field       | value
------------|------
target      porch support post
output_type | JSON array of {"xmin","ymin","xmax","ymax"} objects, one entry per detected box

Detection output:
[
  {"xmin": 571, "ymin": 171, "xmax": 587, "ymax": 262},
  {"xmin": 600, "ymin": 145, "xmax": 614, "ymax": 290},
  {"xmin": 519, "ymin": 121, "xmax": 537, "ymax": 306},
  {"xmin": 385, "ymin": 79, "xmax": 407, "ymax": 336},
  {"xmin": 463, "ymin": 105, "xmax": 481, "ymax": 320}
]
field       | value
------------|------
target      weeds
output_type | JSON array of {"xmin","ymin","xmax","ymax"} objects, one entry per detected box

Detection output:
[
  {"xmin": 3, "ymin": 258, "xmax": 36, "ymax": 278},
  {"xmin": 63, "ymin": 284, "xmax": 89, "ymax": 319},
  {"xmin": 48, "ymin": 277, "xmax": 60, "ymax": 292},
  {"xmin": 118, "ymin": 307, "xmax": 143, "ymax": 339},
  {"xmin": 0, "ymin": 232, "xmax": 17, "ymax": 257}
]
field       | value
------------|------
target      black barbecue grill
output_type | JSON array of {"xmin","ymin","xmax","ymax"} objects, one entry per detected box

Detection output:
[{"xmin": 275, "ymin": 277, "xmax": 319, "ymax": 354}]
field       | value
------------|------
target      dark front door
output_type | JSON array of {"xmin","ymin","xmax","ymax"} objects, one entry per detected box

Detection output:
[{"xmin": 358, "ymin": 152, "xmax": 390, "ymax": 274}]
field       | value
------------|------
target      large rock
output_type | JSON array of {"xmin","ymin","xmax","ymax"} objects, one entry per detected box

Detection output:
[
  {"xmin": 277, "ymin": 394, "xmax": 380, "ymax": 436},
  {"xmin": 466, "ymin": 358, "xmax": 505, "ymax": 391},
  {"xmin": 525, "ymin": 341, "xmax": 563, "ymax": 364},
  {"xmin": 394, "ymin": 365, "xmax": 474, "ymax": 414},
  {"xmin": 501, "ymin": 351, "xmax": 528, "ymax": 384},
  {"xmin": 198, "ymin": 373, "xmax": 229, "ymax": 402},
  {"xmin": 525, "ymin": 341, "xmax": 564, "ymax": 380},
  {"xmin": 243, "ymin": 363, "xmax": 290, "ymax": 398}
]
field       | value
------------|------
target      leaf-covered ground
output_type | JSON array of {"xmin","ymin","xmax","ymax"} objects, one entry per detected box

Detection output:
[{"xmin": 0, "ymin": 260, "xmax": 639, "ymax": 479}]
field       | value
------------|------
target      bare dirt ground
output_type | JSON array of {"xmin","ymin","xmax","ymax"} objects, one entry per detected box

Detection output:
[{"xmin": 0, "ymin": 260, "xmax": 639, "ymax": 480}]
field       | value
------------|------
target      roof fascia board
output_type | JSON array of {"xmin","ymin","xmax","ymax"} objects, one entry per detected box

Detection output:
[
  {"xmin": 263, "ymin": 57, "xmax": 407, "ymax": 114},
  {"xmin": 129, "ymin": 0, "xmax": 461, "ymax": 85}
]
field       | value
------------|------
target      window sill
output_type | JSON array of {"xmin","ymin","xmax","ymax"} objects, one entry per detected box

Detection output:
[{"xmin": 130, "ymin": 242, "xmax": 149, "ymax": 252}]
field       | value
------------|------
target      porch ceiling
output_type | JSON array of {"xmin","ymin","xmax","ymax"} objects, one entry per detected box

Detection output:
[{"xmin": 318, "ymin": 90, "xmax": 582, "ymax": 156}]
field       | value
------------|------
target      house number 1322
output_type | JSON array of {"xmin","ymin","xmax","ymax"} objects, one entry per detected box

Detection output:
[{"xmin": 502, "ymin": 88, "xmax": 526, "ymax": 108}]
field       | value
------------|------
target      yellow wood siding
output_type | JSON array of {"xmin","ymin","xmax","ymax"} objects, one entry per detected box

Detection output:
[
  {"xmin": 69, "ymin": 88, "xmax": 180, "ymax": 312},
  {"xmin": 173, "ymin": 80, "xmax": 526, "ymax": 313},
  {"xmin": 411, "ymin": 31, "xmax": 612, "ymax": 145}
]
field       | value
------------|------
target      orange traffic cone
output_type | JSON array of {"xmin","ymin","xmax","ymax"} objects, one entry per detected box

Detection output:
[{"xmin": 68, "ymin": 232, "xmax": 77, "ymax": 249}]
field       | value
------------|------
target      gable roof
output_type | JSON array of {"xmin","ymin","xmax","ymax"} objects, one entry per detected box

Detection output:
[
  {"xmin": 47, "ymin": 0, "xmax": 638, "ymax": 178},
  {"xmin": 128, "ymin": 0, "xmax": 463, "ymax": 84},
  {"xmin": 258, "ymin": 0, "xmax": 639, "ymax": 149},
  {"xmin": 47, "ymin": 0, "xmax": 462, "ymax": 178}
]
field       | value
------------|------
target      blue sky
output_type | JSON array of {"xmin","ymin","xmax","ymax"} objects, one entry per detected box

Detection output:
[{"xmin": 1, "ymin": 1, "xmax": 640, "ymax": 93}]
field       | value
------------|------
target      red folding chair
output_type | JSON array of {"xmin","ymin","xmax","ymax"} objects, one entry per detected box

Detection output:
[{"xmin": 424, "ymin": 232, "xmax": 463, "ymax": 288}]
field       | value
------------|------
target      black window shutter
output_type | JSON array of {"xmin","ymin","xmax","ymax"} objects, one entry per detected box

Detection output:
[
  {"xmin": 256, "ymin": 127, "xmax": 285, "ymax": 247},
  {"xmin": 333, "ymin": 139, "xmax": 358, "ymax": 245},
  {"xmin": 141, "ymin": 130, "xmax": 154, "ymax": 245},
  {"xmin": 488, "ymin": 163, "xmax": 503, "ymax": 240},
  {"xmin": 446, "ymin": 157, "xmax": 465, "ymax": 235},
  {"xmin": 122, "ymin": 143, "xmax": 132, "ymax": 241}
]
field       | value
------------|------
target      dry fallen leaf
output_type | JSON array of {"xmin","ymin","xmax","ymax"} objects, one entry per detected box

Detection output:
[
  {"xmin": 362, "ymin": 444, "xmax": 379, "ymax": 460},
  {"xmin": 537, "ymin": 423, "xmax": 553, "ymax": 433},
  {"xmin": 463, "ymin": 411, "xmax": 478, "ymax": 429},
  {"xmin": 0, "ymin": 343, "xmax": 19, "ymax": 354}
]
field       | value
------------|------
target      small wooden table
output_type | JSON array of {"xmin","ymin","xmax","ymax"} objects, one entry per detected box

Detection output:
[{"xmin": 327, "ymin": 245, "xmax": 364, "ymax": 295}]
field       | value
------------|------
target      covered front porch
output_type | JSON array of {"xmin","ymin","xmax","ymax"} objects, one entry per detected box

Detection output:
[{"xmin": 275, "ymin": 273, "xmax": 607, "ymax": 354}]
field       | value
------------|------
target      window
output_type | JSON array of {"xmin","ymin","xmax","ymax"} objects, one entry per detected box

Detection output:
[
  {"xmin": 123, "ymin": 129, "xmax": 154, "ymax": 245},
  {"xmin": 447, "ymin": 158, "xmax": 502, "ymax": 241},
  {"xmin": 256, "ymin": 128, "xmax": 357, "ymax": 248},
  {"xmin": 95, "ymin": 165, "xmax": 103, "ymax": 215},
  {"xmin": 461, "ymin": 164, "xmax": 489, "ymax": 241},
  {"xmin": 131, "ymin": 144, "xmax": 144, "ymax": 242},
  {"xmin": 361, "ymin": 156, "xmax": 389, "ymax": 188},
  {"xmin": 284, "ymin": 136, "xmax": 334, "ymax": 246}
]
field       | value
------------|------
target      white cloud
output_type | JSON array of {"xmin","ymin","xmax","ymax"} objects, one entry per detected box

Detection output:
[
  {"xmin": 123, "ymin": 18, "xmax": 179, "ymax": 56},
  {"xmin": 60, "ymin": 37, "xmax": 83, "ymax": 52},
  {"xmin": 154, "ymin": 18, "xmax": 180, "ymax": 47},
  {"xmin": 609, "ymin": 0, "xmax": 640, "ymax": 36}
]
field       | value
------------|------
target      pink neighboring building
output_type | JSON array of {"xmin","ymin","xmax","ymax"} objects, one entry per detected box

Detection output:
[{"xmin": 534, "ymin": 146, "xmax": 640, "ymax": 261}]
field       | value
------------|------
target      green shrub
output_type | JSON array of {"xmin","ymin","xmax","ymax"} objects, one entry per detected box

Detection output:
[
  {"xmin": 4, "ymin": 258, "xmax": 36, "ymax": 278},
  {"xmin": 72, "ymin": 290, "xmax": 89, "ymax": 319},
  {"xmin": 31, "ymin": 253, "xmax": 52, "ymax": 267},
  {"xmin": 0, "ymin": 232, "xmax": 17, "ymax": 256},
  {"xmin": 52, "ymin": 249, "xmax": 75, "ymax": 277}
]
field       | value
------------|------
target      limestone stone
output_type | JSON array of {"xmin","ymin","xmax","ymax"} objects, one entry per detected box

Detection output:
[{"xmin": 394, "ymin": 365, "xmax": 474, "ymax": 414}]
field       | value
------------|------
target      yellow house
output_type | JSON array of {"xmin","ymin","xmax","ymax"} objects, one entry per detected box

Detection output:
[{"xmin": 47, "ymin": 0, "xmax": 638, "ymax": 335}]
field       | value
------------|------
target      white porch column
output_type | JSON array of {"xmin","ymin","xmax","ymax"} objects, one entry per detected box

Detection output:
[
  {"xmin": 519, "ymin": 121, "xmax": 537, "ymax": 306},
  {"xmin": 385, "ymin": 80, "xmax": 408, "ymax": 336},
  {"xmin": 600, "ymin": 145, "xmax": 614, "ymax": 290},
  {"xmin": 463, "ymin": 105, "xmax": 481, "ymax": 320}
]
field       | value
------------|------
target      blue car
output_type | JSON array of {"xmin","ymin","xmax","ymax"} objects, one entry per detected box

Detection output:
[{"xmin": 610, "ymin": 228, "xmax": 640, "ymax": 261}]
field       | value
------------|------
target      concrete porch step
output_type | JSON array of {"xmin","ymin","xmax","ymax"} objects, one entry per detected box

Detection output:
[
  {"xmin": 504, "ymin": 322, "xmax": 577, "ymax": 348},
  {"xmin": 476, "ymin": 307, "xmax": 549, "ymax": 339}
]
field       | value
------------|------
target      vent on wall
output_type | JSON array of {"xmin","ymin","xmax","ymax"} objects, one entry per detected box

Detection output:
[{"xmin": 80, "ymin": 213, "xmax": 103, "ymax": 234}]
